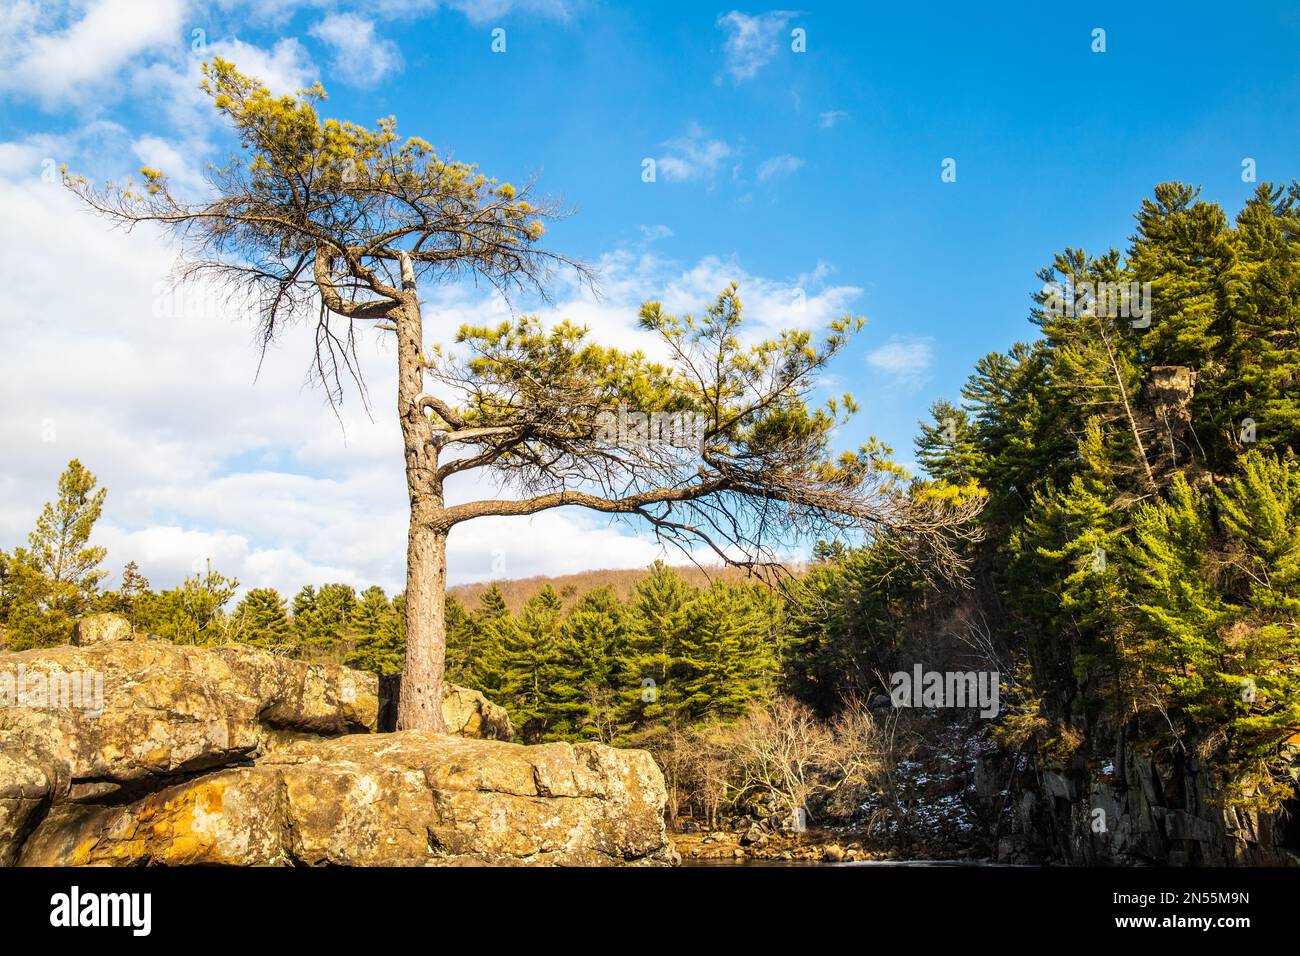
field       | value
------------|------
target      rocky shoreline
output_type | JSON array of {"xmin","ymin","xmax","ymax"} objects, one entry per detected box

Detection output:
[{"xmin": 673, "ymin": 822, "xmax": 993, "ymax": 865}]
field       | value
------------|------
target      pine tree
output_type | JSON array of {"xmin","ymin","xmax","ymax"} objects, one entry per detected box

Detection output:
[
  {"xmin": 915, "ymin": 400, "xmax": 982, "ymax": 485},
  {"xmin": 1228, "ymin": 185, "xmax": 1300, "ymax": 458},
  {"xmin": 674, "ymin": 582, "xmax": 776, "ymax": 722},
  {"xmin": 1216, "ymin": 451, "xmax": 1300, "ymax": 617},
  {"xmin": 1038, "ymin": 250, "xmax": 1159, "ymax": 493},
  {"xmin": 1127, "ymin": 182, "xmax": 1240, "ymax": 469},
  {"xmin": 961, "ymin": 342, "xmax": 1073, "ymax": 531},
  {"xmin": 780, "ymin": 540, "xmax": 919, "ymax": 713},
  {"xmin": 348, "ymin": 586, "xmax": 404, "ymax": 675},
  {"xmin": 143, "ymin": 563, "xmax": 239, "ymax": 646},
  {"xmin": 230, "ymin": 587, "xmax": 292, "ymax": 650},
  {"xmin": 290, "ymin": 585, "xmax": 322, "ymax": 658},
  {"xmin": 444, "ymin": 594, "xmax": 475, "ymax": 685},
  {"xmin": 547, "ymin": 587, "xmax": 626, "ymax": 740},
  {"xmin": 99, "ymin": 560, "xmax": 152, "ymax": 627},
  {"xmin": 1001, "ymin": 416, "xmax": 1136, "ymax": 716},
  {"xmin": 1214, "ymin": 451, "xmax": 1300, "ymax": 769},
  {"xmin": 466, "ymin": 584, "xmax": 511, "ymax": 694},
  {"xmin": 497, "ymin": 587, "xmax": 564, "ymax": 741},
  {"xmin": 313, "ymin": 583, "xmax": 358, "ymax": 661},
  {"xmin": 1, "ymin": 460, "xmax": 108, "ymax": 649},
  {"xmin": 1127, "ymin": 472, "xmax": 1231, "ymax": 725},
  {"xmin": 617, "ymin": 561, "xmax": 695, "ymax": 729},
  {"xmin": 476, "ymin": 584, "xmax": 509, "ymax": 620}
]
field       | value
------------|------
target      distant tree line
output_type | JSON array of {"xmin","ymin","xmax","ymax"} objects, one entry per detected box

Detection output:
[{"xmin": 0, "ymin": 462, "xmax": 787, "ymax": 748}]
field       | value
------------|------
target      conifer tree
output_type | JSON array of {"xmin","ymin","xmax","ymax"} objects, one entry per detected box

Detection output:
[
  {"xmin": 69, "ymin": 61, "xmax": 938, "ymax": 731},
  {"xmin": 617, "ymin": 561, "xmax": 695, "ymax": 728},
  {"xmin": 348, "ymin": 585, "xmax": 404, "ymax": 675},
  {"xmin": 1127, "ymin": 472, "xmax": 1231, "ymax": 725},
  {"xmin": 1214, "ymin": 451, "xmax": 1300, "ymax": 770},
  {"xmin": 1, "ymin": 460, "xmax": 108, "ymax": 649},
  {"xmin": 290, "ymin": 585, "xmax": 322, "ymax": 658},
  {"xmin": 674, "ymin": 582, "xmax": 776, "ymax": 722},
  {"xmin": 230, "ymin": 587, "xmax": 293, "ymax": 650},
  {"xmin": 443, "ymin": 594, "xmax": 475, "ymax": 684},
  {"xmin": 915, "ymin": 400, "xmax": 982, "ymax": 485},
  {"xmin": 99, "ymin": 560, "xmax": 152, "ymax": 627},
  {"xmin": 498, "ymin": 586, "xmax": 564, "ymax": 741},
  {"xmin": 143, "ymin": 564, "xmax": 239, "ymax": 646},
  {"xmin": 547, "ymin": 587, "xmax": 626, "ymax": 740},
  {"xmin": 465, "ymin": 584, "xmax": 512, "ymax": 694},
  {"xmin": 312, "ymin": 583, "xmax": 359, "ymax": 660}
]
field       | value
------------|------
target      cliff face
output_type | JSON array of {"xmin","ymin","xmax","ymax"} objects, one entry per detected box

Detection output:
[
  {"xmin": 981, "ymin": 740, "xmax": 1300, "ymax": 866},
  {"xmin": 0, "ymin": 614, "xmax": 675, "ymax": 866}
]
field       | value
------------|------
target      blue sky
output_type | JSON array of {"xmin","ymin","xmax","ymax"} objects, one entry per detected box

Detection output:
[{"xmin": 2, "ymin": 0, "xmax": 1298, "ymax": 595}]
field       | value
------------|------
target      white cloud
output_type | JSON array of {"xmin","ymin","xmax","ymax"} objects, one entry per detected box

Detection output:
[
  {"xmin": 637, "ymin": 224, "xmax": 673, "ymax": 242},
  {"xmin": 132, "ymin": 134, "xmax": 208, "ymax": 193},
  {"xmin": 439, "ymin": 0, "xmax": 577, "ymax": 24},
  {"xmin": 756, "ymin": 153, "xmax": 803, "ymax": 182},
  {"xmin": 0, "ymin": 0, "xmax": 185, "ymax": 106},
  {"xmin": 207, "ymin": 37, "xmax": 315, "ymax": 96},
  {"xmin": 866, "ymin": 336, "xmax": 935, "ymax": 386},
  {"xmin": 818, "ymin": 110, "xmax": 848, "ymax": 129},
  {"xmin": 534, "ymin": 250, "xmax": 862, "ymax": 355},
  {"xmin": 213, "ymin": 0, "xmax": 578, "ymax": 28},
  {"xmin": 716, "ymin": 10, "xmax": 794, "ymax": 83},
  {"xmin": 656, "ymin": 123, "xmax": 734, "ymax": 182},
  {"xmin": 309, "ymin": 13, "xmax": 403, "ymax": 88}
]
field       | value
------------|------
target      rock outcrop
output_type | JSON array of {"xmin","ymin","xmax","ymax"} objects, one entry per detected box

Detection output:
[
  {"xmin": 982, "ymin": 741, "xmax": 1300, "ymax": 866},
  {"xmin": 71, "ymin": 611, "xmax": 133, "ymax": 646},
  {"xmin": 440, "ymin": 683, "xmax": 514, "ymax": 741},
  {"xmin": 0, "ymin": 624, "xmax": 672, "ymax": 866},
  {"xmin": 19, "ymin": 734, "xmax": 672, "ymax": 866}
]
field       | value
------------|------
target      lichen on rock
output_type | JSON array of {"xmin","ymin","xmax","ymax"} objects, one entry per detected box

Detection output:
[{"xmin": 0, "ymin": 629, "xmax": 673, "ymax": 866}]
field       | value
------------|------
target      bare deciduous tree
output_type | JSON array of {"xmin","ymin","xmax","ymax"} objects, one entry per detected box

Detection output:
[{"xmin": 731, "ymin": 696, "xmax": 885, "ymax": 828}]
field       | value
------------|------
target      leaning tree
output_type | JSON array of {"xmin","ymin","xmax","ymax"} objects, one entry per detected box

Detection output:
[{"xmin": 67, "ymin": 61, "xmax": 975, "ymax": 731}]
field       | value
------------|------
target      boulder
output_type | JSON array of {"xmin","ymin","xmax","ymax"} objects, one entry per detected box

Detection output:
[
  {"xmin": 0, "ymin": 640, "xmax": 378, "ymax": 793},
  {"xmin": 20, "ymin": 733, "xmax": 673, "ymax": 866},
  {"xmin": 71, "ymin": 612, "xmax": 133, "ymax": 646},
  {"xmin": 0, "ymin": 738, "xmax": 59, "ymax": 866},
  {"xmin": 441, "ymin": 683, "xmax": 514, "ymax": 741},
  {"xmin": 0, "ymin": 634, "xmax": 673, "ymax": 866}
]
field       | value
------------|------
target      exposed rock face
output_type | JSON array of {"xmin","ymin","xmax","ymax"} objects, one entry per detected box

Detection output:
[
  {"xmin": 0, "ymin": 635, "xmax": 672, "ymax": 866},
  {"xmin": 986, "ymin": 743, "xmax": 1300, "ymax": 866},
  {"xmin": 70, "ymin": 611, "xmax": 133, "ymax": 646},
  {"xmin": 1148, "ymin": 365, "xmax": 1196, "ymax": 440},
  {"xmin": 0, "ymin": 639, "xmax": 379, "ymax": 788},
  {"xmin": 441, "ymin": 684, "xmax": 514, "ymax": 741},
  {"xmin": 20, "ymin": 734, "xmax": 673, "ymax": 866},
  {"xmin": 377, "ymin": 674, "xmax": 513, "ymax": 740},
  {"xmin": 0, "ymin": 638, "xmax": 377, "ymax": 865}
]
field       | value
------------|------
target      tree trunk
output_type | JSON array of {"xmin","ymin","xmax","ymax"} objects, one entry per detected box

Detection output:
[
  {"xmin": 399, "ymin": 521, "xmax": 448, "ymax": 732},
  {"xmin": 392, "ymin": 257, "xmax": 450, "ymax": 733}
]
